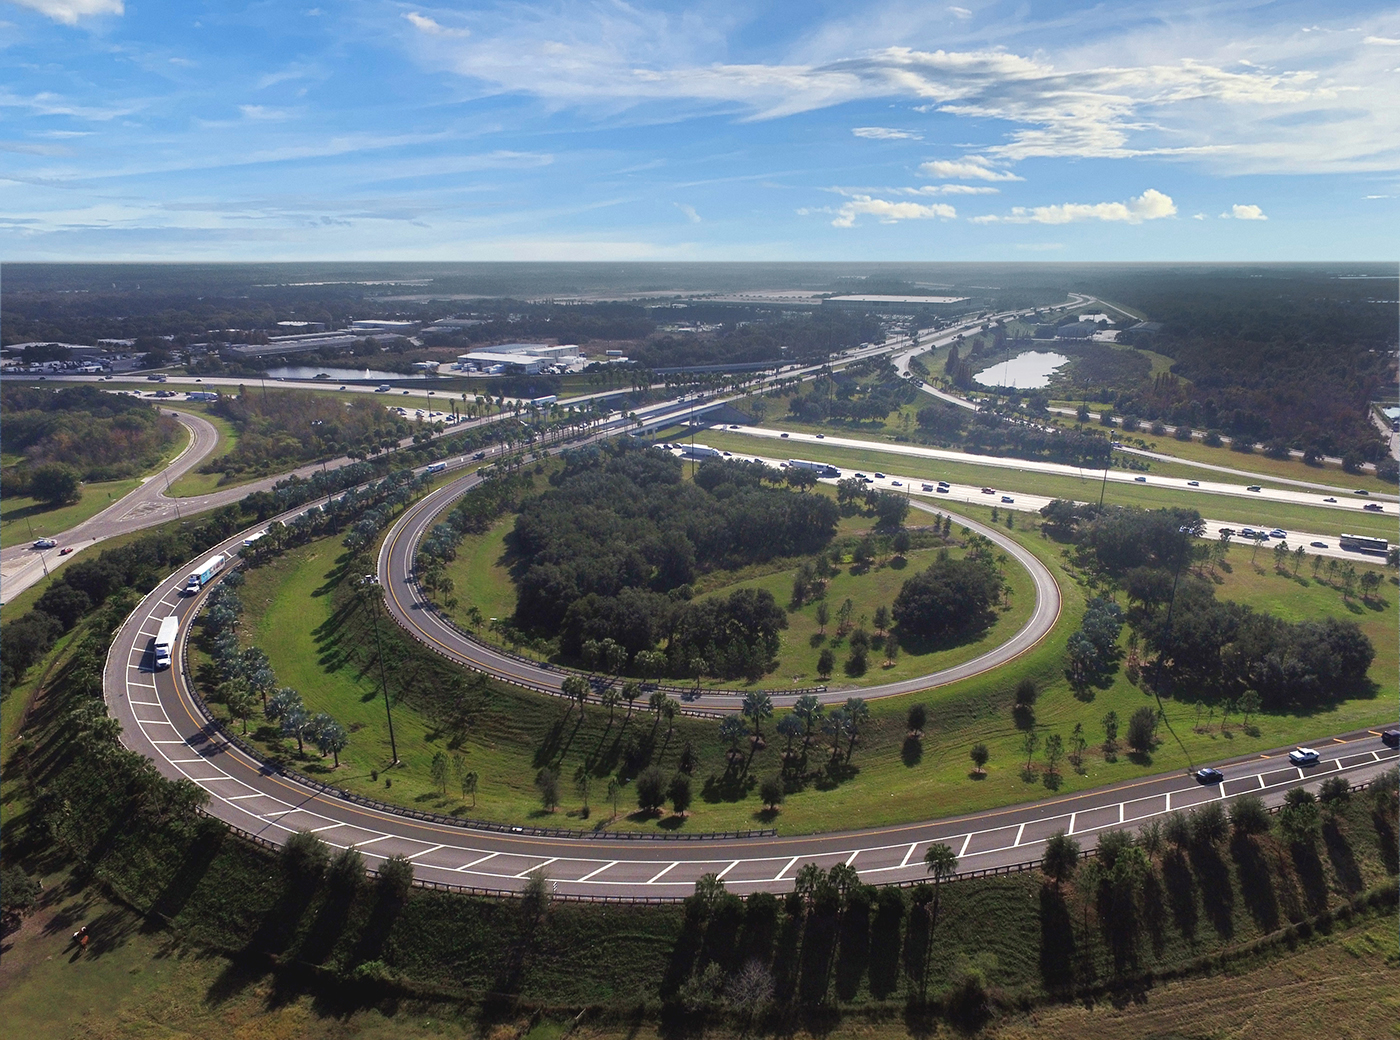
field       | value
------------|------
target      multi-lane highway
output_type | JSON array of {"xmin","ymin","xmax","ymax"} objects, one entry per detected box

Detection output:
[{"xmin": 103, "ymin": 448, "xmax": 1397, "ymax": 899}]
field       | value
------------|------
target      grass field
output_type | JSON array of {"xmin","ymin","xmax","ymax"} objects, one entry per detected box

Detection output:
[
  {"xmin": 0, "ymin": 859, "xmax": 1393, "ymax": 1040},
  {"xmin": 440, "ymin": 501, "xmax": 1037, "ymax": 691},
  {"xmin": 1043, "ymin": 408, "xmax": 1398, "ymax": 494},
  {"xmin": 225, "ymin": 495, "xmax": 1395, "ymax": 833},
  {"xmin": 0, "ymin": 477, "xmax": 143, "ymax": 549},
  {"xmin": 696, "ymin": 429, "xmax": 1399, "ymax": 542},
  {"xmin": 163, "ymin": 407, "xmax": 244, "ymax": 497}
]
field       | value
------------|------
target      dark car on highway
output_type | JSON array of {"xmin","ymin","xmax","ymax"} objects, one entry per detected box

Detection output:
[{"xmin": 1196, "ymin": 768, "xmax": 1224, "ymax": 784}]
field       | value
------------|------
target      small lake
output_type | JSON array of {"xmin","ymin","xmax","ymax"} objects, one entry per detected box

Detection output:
[
  {"xmin": 973, "ymin": 351, "xmax": 1069, "ymax": 389},
  {"xmin": 263, "ymin": 365, "xmax": 433, "ymax": 382}
]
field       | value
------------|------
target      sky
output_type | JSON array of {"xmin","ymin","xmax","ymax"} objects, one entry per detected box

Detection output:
[{"xmin": 2, "ymin": 0, "xmax": 1398, "ymax": 262}]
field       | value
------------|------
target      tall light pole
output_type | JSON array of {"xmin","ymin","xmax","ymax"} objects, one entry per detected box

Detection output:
[
  {"xmin": 360, "ymin": 574, "xmax": 398, "ymax": 766},
  {"xmin": 1149, "ymin": 524, "xmax": 1198, "ymax": 767}
]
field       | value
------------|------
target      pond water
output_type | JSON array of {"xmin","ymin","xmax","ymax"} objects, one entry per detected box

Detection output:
[
  {"xmin": 973, "ymin": 351, "xmax": 1069, "ymax": 389},
  {"xmin": 263, "ymin": 365, "xmax": 432, "ymax": 382}
]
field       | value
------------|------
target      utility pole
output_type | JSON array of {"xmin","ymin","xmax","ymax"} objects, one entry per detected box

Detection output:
[{"xmin": 361, "ymin": 575, "xmax": 399, "ymax": 765}]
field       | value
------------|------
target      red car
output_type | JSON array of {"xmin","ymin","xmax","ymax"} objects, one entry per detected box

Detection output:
[{"xmin": 59, "ymin": 547, "xmax": 74, "ymax": 555}]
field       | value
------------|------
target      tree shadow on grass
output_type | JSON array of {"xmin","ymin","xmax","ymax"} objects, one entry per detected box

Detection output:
[
  {"xmin": 901, "ymin": 735, "xmax": 922, "ymax": 767},
  {"xmin": 1161, "ymin": 849, "xmax": 1198, "ymax": 942},
  {"xmin": 1229, "ymin": 833, "xmax": 1278, "ymax": 933},
  {"xmin": 1323, "ymin": 819, "xmax": 1364, "ymax": 894},
  {"xmin": 1189, "ymin": 842, "xmax": 1234, "ymax": 939}
]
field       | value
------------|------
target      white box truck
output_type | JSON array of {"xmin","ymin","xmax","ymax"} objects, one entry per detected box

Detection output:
[
  {"xmin": 153, "ymin": 615, "xmax": 178, "ymax": 670},
  {"xmin": 183, "ymin": 553, "xmax": 227, "ymax": 594}
]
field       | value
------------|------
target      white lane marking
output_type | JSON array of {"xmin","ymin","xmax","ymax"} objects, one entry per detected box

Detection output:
[
  {"xmin": 348, "ymin": 834, "xmax": 394, "ymax": 849},
  {"xmin": 1162, "ymin": 795, "xmax": 1169, "ymax": 813},
  {"xmin": 137, "ymin": 719, "xmax": 177, "ymax": 726},
  {"xmin": 576, "ymin": 861, "xmax": 618, "ymax": 883},
  {"xmin": 647, "ymin": 862, "xmax": 679, "ymax": 884},
  {"xmin": 311, "ymin": 823, "xmax": 345, "ymax": 833},
  {"xmin": 129, "ymin": 700, "xmax": 162, "ymax": 706},
  {"xmin": 456, "ymin": 852, "xmax": 499, "ymax": 871},
  {"xmin": 845, "ymin": 850, "xmax": 860, "ymax": 867},
  {"xmin": 264, "ymin": 810, "xmax": 296, "ymax": 818},
  {"xmin": 517, "ymin": 857, "xmax": 557, "ymax": 877},
  {"xmin": 404, "ymin": 844, "xmax": 446, "ymax": 861},
  {"xmin": 226, "ymin": 793, "xmax": 265, "ymax": 800},
  {"xmin": 774, "ymin": 856, "xmax": 800, "ymax": 880},
  {"xmin": 1118, "ymin": 803, "xmax": 1125, "ymax": 824},
  {"xmin": 1258, "ymin": 774, "xmax": 1267, "ymax": 789},
  {"xmin": 958, "ymin": 833, "xmax": 972, "ymax": 857},
  {"xmin": 1013, "ymin": 823, "xmax": 1026, "ymax": 847},
  {"xmin": 168, "ymin": 759, "xmax": 207, "ymax": 764},
  {"xmin": 1067, "ymin": 812, "xmax": 1078, "ymax": 834},
  {"xmin": 716, "ymin": 860, "xmax": 740, "ymax": 880},
  {"xmin": 152, "ymin": 740, "xmax": 192, "ymax": 745},
  {"xmin": 130, "ymin": 682, "xmax": 157, "ymax": 689},
  {"xmin": 898, "ymin": 843, "xmax": 917, "ymax": 868}
]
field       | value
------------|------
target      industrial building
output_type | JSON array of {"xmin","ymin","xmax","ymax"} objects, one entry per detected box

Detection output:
[
  {"xmin": 350, "ymin": 319, "xmax": 419, "ymax": 333},
  {"xmin": 454, "ymin": 342, "xmax": 580, "ymax": 375}
]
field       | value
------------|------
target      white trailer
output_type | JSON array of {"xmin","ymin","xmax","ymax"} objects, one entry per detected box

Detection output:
[
  {"xmin": 153, "ymin": 615, "xmax": 178, "ymax": 670},
  {"xmin": 787, "ymin": 458, "xmax": 841, "ymax": 478},
  {"xmin": 183, "ymin": 553, "xmax": 227, "ymax": 594}
]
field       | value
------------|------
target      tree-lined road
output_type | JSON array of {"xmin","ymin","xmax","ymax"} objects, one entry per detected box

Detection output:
[{"xmin": 102, "ymin": 447, "xmax": 1396, "ymax": 898}]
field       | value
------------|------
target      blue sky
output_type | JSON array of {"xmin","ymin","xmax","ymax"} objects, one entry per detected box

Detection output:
[{"xmin": 2, "ymin": 0, "xmax": 1398, "ymax": 261}]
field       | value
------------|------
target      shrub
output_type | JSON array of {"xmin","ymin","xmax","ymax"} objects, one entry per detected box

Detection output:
[
  {"xmin": 636, "ymin": 765, "xmax": 667, "ymax": 813},
  {"xmin": 1126, "ymin": 706, "xmax": 1157, "ymax": 753},
  {"xmin": 1229, "ymin": 794, "xmax": 1271, "ymax": 835},
  {"xmin": 1014, "ymin": 677, "xmax": 1038, "ymax": 705},
  {"xmin": 907, "ymin": 703, "xmax": 927, "ymax": 733},
  {"xmin": 668, "ymin": 773, "xmax": 692, "ymax": 815},
  {"xmin": 759, "ymin": 774, "xmax": 784, "ymax": 811}
]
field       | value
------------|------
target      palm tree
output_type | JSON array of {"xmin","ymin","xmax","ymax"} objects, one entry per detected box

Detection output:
[
  {"xmin": 843, "ymin": 697, "xmax": 870, "ymax": 761},
  {"xmin": 793, "ymin": 694, "xmax": 823, "ymax": 756},
  {"xmin": 742, "ymin": 690, "xmax": 773, "ymax": 743},
  {"xmin": 922, "ymin": 842, "xmax": 958, "ymax": 928}
]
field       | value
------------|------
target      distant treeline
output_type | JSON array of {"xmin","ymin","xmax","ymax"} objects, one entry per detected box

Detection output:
[{"xmin": 1088, "ymin": 268, "xmax": 1396, "ymax": 463}]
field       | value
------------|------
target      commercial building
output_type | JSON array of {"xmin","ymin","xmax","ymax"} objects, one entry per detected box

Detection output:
[{"xmin": 454, "ymin": 342, "xmax": 580, "ymax": 375}]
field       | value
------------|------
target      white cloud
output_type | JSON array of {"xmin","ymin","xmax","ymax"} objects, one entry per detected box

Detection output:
[
  {"xmin": 1224, "ymin": 203, "xmax": 1268, "ymax": 219},
  {"xmin": 852, "ymin": 126, "xmax": 921, "ymax": 140},
  {"xmin": 393, "ymin": 9, "xmax": 1400, "ymax": 175},
  {"xmin": 1363, "ymin": 36, "xmax": 1400, "ymax": 46},
  {"xmin": 919, "ymin": 156, "xmax": 1022, "ymax": 181},
  {"xmin": 238, "ymin": 105, "xmax": 294, "ymax": 122},
  {"xmin": 832, "ymin": 195, "xmax": 956, "ymax": 227},
  {"xmin": 947, "ymin": 6, "xmax": 972, "ymax": 19},
  {"xmin": 404, "ymin": 12, "xmax": 469, "ymax": 37},
  {"xmin": 674, "ymin": 202, "xmax": 701, "ymax": 223},
  {"xmin": 1193, "ymin": 212, "xmax": 1207, "ymax": 219},
  {"xmin": 9, "ymin": 0, "xmax": 121, "ymax": 24},
  {"xmin": 971, "ymin": 188, "xmax": 1177, "ymax": 224}
]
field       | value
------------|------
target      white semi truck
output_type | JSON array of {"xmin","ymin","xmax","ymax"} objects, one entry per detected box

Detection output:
[
  {"xmin": 183, "ymin": 553, "xmax": 227, "ymax": 594},
  {"xmin": 153, "ymin": 615, "xmax": 179, "ymax": 670},
  {"xmin": 787, "ymin": 458, "xmax": 841, "ymax": 478}
]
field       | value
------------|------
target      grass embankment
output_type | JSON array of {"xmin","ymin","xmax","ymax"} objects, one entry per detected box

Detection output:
[
  {"xmin": 0, "ymin": 478, "xmax": 143, "ymax": 549},
  {"xmin": 9, "ymin": 639, "xmax": 1400, "ymax": 1017},
  {"xmin": 1, "ymin": 892, "xmax": 1395, "ymax": 1040},
  {"xmin": 214, "ymin": 498, "xmax": 1394, "ymax": 834},
  {"xmin": 696, "ymin": 429, "xmax": 1398, "ymax": 542},
  {"xmin": 441, "ymin": 502, "xmax": 1036, "ymax": 692},
  {"xmin": 3, "ymin": 558, "xmax": 1398, "ymax": 1032},
  {"xmin": 163, "ymin": 407, "xmax": 243, "ymax": 497}
]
